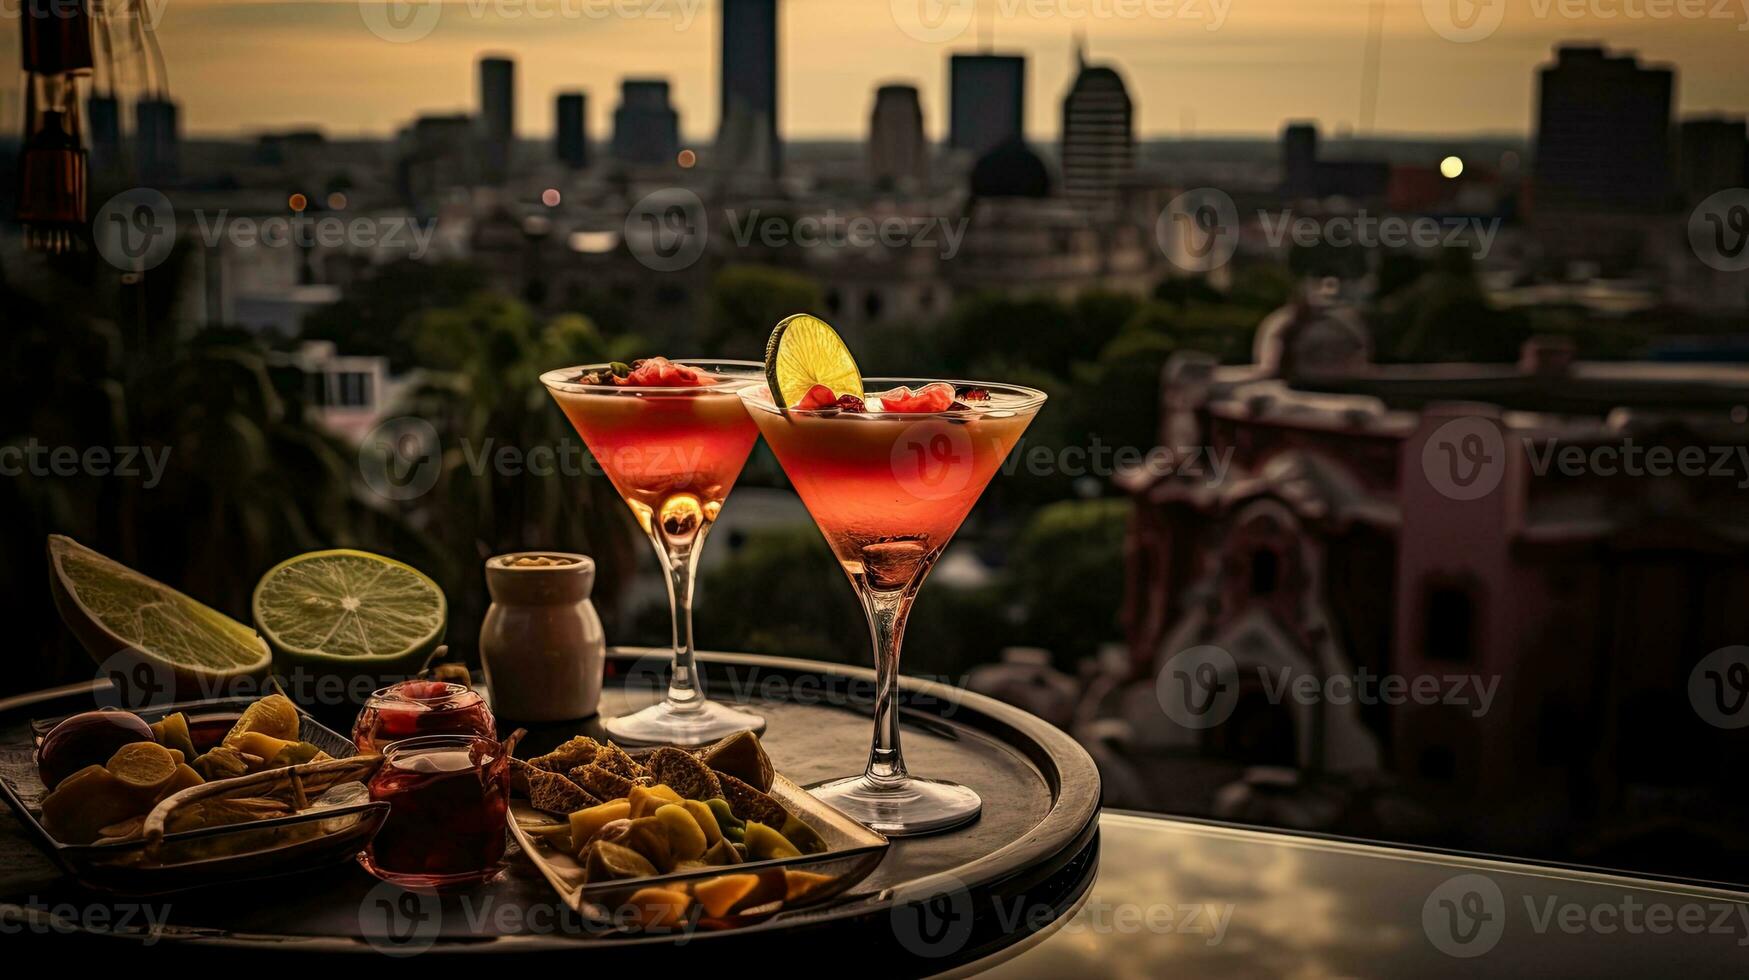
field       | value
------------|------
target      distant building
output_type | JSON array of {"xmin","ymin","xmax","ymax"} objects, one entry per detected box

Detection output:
[
  {"xmin": 718, "ymin": 0, "xmax": 780, "ymax": 179},
  {"xmin": 868, "ymin": 84, "xmax": 926, "ymax": 188},
  {"xmin": 950, "ymin": 53, "xmax": 1025, "ymax": 158},
  {"xmin": 556, "ymin": 92, "xmax": 589, "ymax": 170},
  {"xmin": 1532, "ymin": 45, "xmax": 1672, "ymax": 215},
  {"xmin": 1277, "ymin": 122, "xmax": 1389, "ymax": 201},
  {"xmin": 86, "ymin": 93, "xmax": 120, "ymax": 183},
  {"xmin": 135, "ymin": 97, "xmax": 179, "ymax": 185},
  {"xmin": 1676, "ymin": 116, "xmax": 1747, "ymax": 206},
  {"xmin": 1060, "ymin": 48, "xmax": 1134, "ymax": 203},
  {"xmin": 612, "ymin": 79, "xmax": 681, "ymax": 167},
  {"xmin": 399, "ymin": 113, "xmax": 477, "ymax": 203},
  {"xmin": 479, "ymin": 55, "xmax": 515, "ymax": 185}
]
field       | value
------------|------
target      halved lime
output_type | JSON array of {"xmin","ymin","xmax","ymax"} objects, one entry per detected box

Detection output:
[
  {"xmin": 48, "ymin": 535, "xmax": 272, "ymax": 683},
  {"xmin": 764, "ymin": 313, "xmax": 864, "ymax": 409},
  {"xmin": 252, "ymin": 550, "xmax": 447, "ymax": 679}
]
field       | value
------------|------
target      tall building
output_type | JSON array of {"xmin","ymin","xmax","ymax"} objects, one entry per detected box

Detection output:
[
  {"xmin": 1676, "ymin": 116, "xmax": 1747, "ymax": 205},
  {"xmin": 1281, "ymin": 122, "xmax": 1319, "ymax": 197},
  {"xmin": 1059, "ymin": 46, "xmax": 1133, "ymax": 202},
  {"xmin": 868, "ymin": 84, "xmax": 926, "ymax": 188},
  {"xmin": 556, "ymin": 92, "xmax": 588, "ymax": 170},
  {"xmin": 135, "ymin": 97, "xmax": 179, "ymax": 185},
  {"xmin": 718, "ymin": 0, "xmax": 780, "ymax": 178},
  {"xmin": 86, "ymin": 92, "xmax": 121, "ymax": 183},
  {"xmin": 949, "ymin": 54, "xmax": 1024, "ymax": 158},
  {"xmin": 1532, "ymin": 45, "xmax": 1673, "ymax": 214},
  {"xmin": 612, "ymin": 79, "xmax": 680, "ymax": 167},
  {"xmin": 479, "ymin": 55, "xmax": 515, "ymax": 185}
]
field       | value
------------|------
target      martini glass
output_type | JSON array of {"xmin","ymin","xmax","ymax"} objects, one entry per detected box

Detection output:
[
  {"xmin": 742, "ymin": 378, "xmax": 1045, "ymax": 835},
  {"xmin": 541, "ymin": 361, "xmax": 767, "ymax": 745}
]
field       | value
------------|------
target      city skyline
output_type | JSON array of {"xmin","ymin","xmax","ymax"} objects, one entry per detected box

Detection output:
[{"xmin": 25, "ymin": 0, "xmax": 1749, "ymax": 141}]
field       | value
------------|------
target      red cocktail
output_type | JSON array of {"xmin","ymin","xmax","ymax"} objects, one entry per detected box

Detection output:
[
  {"xmin": 352, "ymin": 681, "xmax": 495, "ymax": 755},
  {"xmin": 361, "ymin": 734, "xmax": 509, "ymax": 888},
  {"xmin": 541, "ymin": 359, "xmax": 767, "ymax": 745}
]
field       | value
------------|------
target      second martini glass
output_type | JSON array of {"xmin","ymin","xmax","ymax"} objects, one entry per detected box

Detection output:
[
  {"xmin": 542, "ymin": 360, "xmax": 766, "ymax": 745},
  {"xmin": 743, "ymin": 378, "xmax": 1045, "ymax": 835}
]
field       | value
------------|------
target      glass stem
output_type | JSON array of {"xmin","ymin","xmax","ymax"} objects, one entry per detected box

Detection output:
[
  {"xmin": 860, "ymin": 585, "xmax": 916, "ymax": 787},
  {"xmin": 652, "ymin": 524, "xmax": 709, "ymax": 713}
]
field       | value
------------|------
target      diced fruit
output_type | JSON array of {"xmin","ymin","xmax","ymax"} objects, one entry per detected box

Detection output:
[
  {"xmin": 875, "ymin": 383, "xmax": 955, "ymax": 414},
  {"xmin": 706, "ymin": 798, "xmax": 745, "ymax": 843},
  {"xmin": 266, "ymin": 741, "xmax": 329, "ymax": 769},
  {"xmin": 152, "ymin": 764, "xmax": 205, "ymax": 804},
  {"xmin": 40, "ymin": 764, "xmax": 143, "ymax": 844},
  {"xmin": 694, "ymin": 873, "xmax": 761, "ymax": 917},
  {"xmin": 584, "ymin": 840, "xmax": 657, "ymax": 882},
  {"xmin": 795, "ymin": 384, "xmax": 837, "ymax": 410},
  {"xmin": 701, "ymin": 838, "xmax": 744, "ymax": 866},
  {"xmin": 627, "ymin": 782, "xmax": 683, "ymax": 819},
  {"xmin": 616, "ymin": 816, "xmax": 676, "ymax": 872},
  {"xmin": 780, "ymin": 814, "xmax": 828, "ymax": 855},
  {"xmin": 699, "ymin": 731, "xmax": 775, "ymax": 792},
  {"xmin": 568, "ymin": 799, "xmax": 632, "ymax": 850},
  {"xmin": 654, "ymin": 804, "xmax": 707, "ymax": 862},
  {"xmin": 744, "ymin": 820, "xmax": 801, "ymax": 860},
  {"xmin": 192, "ymin": 745, "xmax": 250, "ymax": 781},
  {"xmin": 625, "ymin": 887, "xmax": 691, "ymax": 929},
  {"xmin": 223, "ymin": 694, "xmax": 300, "ymax": 746},
  {"xmin": 784, "ymin": 869, "xmax": 838, "ymax": 902},
  {"xmin": 149, "ymin": 712, "xmax": 198, "ymax": 764},
  {"xmin": 230, "ymin": 730, "xmax": 297, "ymax": 763},
  {"xmin": 619, "ymin": 357, "xmax": 706, "ymax": 388},
  {"xmin": 682, "ymin": 799, "xmax": 722, "ymax": 847},
  {"xmin": 105, "ymin": 741, "xmax": 179, "ymax": 798},
  {"xmin": 35, "ymin": 710, "xmax": 155, "ymax": 791},
  {"xmin": 764, "ymin": 313, "xmax": 865, "ymax": 410}
]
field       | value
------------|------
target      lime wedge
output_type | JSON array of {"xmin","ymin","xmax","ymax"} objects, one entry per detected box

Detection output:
[
  {"xmin": 48, "ymin": 535, "xmax": 271, "ymax": 680},
  {"xmin": 252, "ymin": 550, "xmax": 447, "ymax": 670},
  {"xmin": 764, "ymin": 313, "xmax": 864, "ymax": 409}
]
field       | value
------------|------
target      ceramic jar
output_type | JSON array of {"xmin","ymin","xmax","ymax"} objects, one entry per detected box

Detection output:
[{"xmin": 479, "ymin": 553, "xmax": 605, "ymax": 721}]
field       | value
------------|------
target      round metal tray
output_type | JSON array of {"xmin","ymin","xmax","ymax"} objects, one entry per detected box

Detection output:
[{"xmin": 0, "ymin": 650, "xmax": 1101, "ymax": 972}]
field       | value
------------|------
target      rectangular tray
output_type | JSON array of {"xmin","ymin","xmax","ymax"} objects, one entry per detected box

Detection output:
[
  {"xmin": 508, "ymin": 771, "xmax": 889, "ymax": 931},
  {"xmin": 0, "ymin": 696, "xmax": 387, "ymax": 895}
]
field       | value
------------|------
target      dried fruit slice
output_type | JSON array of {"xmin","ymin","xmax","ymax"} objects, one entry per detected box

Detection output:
[
  {"xmin": 149, "ymin": 712, "xmax": 198, "ymax": 764},
  {"xmin": 518, "ymin": 763, "xmax": 598, "ymax": 815},
  {"xmin": 223, "ymin": 694, "xmax": 300, "ymax": 746},
  {"xmin": 569, "ymin": 799, "xmax": 633, "ymax": 850},
  {"xmin": 646, "ymin": 746, "xmax": 722, "ymax": 801},
  {"xmin": 106, "ymin": 741, "xmax": 179, "ymax": 796},
  {"xmin": 571, "ymin": 763, "xmax": 644, "ymax": 801},
  {"xmin": 625, "ymin": 886, "xmax": 691, "ymax": 929},
  {"xmin": 716, "ymin": 771, "xmax": 789, "ymax": 827},
  {"xmin": 764, "ymin": 313, "xmax": 864, "ymax": 410},
  {"xmin": 694, "ymin": 873, "xmax": 761, "ymax": 917},
  {"xmin": 584, "ymin": 840, "xmax": 657, "ymax": 882},
  {"xmin": 698, "ymin": 731, "xmax": 774, "ymax": 792},
  {"xmin": 528, "ymin": 736, "xmax": 601, "ymax": 773}
]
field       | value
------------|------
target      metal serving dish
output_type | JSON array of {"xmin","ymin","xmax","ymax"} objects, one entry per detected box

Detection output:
[
  {"xmin": 0, "ymin": 696, "xmax": 387, "ymax": 895},
  {"xmin": 508, "ymin": 770, "xmax": 890, "ymax": 931}
]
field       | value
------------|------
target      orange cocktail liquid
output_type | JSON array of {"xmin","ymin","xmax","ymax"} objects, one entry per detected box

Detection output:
[
  {"xmin": 749, "ymin": 405, "xmax": 1032, "ymax": 590},
  {"xmin": 551, "ymin": 388, "xmax": 760, "ymax": 538}
]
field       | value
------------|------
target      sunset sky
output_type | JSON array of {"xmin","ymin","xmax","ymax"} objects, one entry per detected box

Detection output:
[{"xmin": 37, "ymin": 0, "xmax": 1749, "ymax": 139}]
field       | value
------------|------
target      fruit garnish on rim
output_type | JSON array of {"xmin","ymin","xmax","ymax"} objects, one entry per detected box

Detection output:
[
  {"xmin": 764, "ymin": 314, "xmax": 864, "ymax": 409},
  {"xmin": 571, "ymin": 357, "xmax": 710, "ymax": 388},
  {"xmin": 871, "ymin": 383, "xmax": 955, "ymax": 414},
  {"xmin": 795, "ymin": 384, "xmax": 867, "ymax": 412}
]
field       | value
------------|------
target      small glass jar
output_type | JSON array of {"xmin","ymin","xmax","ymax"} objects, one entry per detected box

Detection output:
[
  {"xmin": 351, "ymin": 680, "xmax": 495, "ymax": 756},
  {"xmin": 360, "ymin": 734, "xmax": 510, "ymax": 889}
]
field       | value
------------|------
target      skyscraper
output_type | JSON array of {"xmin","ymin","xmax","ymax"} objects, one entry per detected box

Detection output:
[
  {"xmin": 718, "ymin": 0, "xmax": 780, "ymax": 178},
  {"xmin": 949, "ymin": 54, "xmax": 1025, "ymax": 158},
  {"xmin": 868, "ymin": 84, "xmax": 926, "ymax": 188},
  {"xmin": 135, "ymin": 97, "xmax": 179, "ymax": 185},
  {"xmin": 479, "ymin": 56, "xmax": 515, "ymax": 185},
  {"xmin": 1280, "ymin": 122, "xmax": 1319, "ymax": 197},
  {"xmin": 1532, "ymin": 45, "xmax": 1673, "ymax": 214},
  {"xmin": 1059, "ymin": 46, "xmax": 1133, "ymax": 202},
  {"xmin": 613, "ymin": 79, "xmax": 680, "ymax": 167},
  {"xmin": 1676, "ymin": 117, "xmax": 1747, "ymax": 205},
  {"xmin": 86, "ymin": 92, "xmax": 121, "ymax": 183},
  {"xmin": 556, "ymin": 92, "xmax": 588, "ymax": 170}
]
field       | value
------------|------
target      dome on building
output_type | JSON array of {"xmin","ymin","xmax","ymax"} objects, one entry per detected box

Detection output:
[
  {"xmin": 970, "ymin": 139, "xmax": 1052, "ymax": 198},
  {"xmin": 1253, "ymin": 289, "xmax": 1373, "ymax": 379}
]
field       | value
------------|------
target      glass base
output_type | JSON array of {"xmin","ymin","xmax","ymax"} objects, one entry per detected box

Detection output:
[
  {"xmin": 602, "ymin": 698, "xmax": 766, "ymax": 746},
  {"xmin": 358, "ymin": 853, "xmax": 506, "ymax": 891},
  {"xmin": 808, "ymin": 773, "xmax": 982, "ymax": 837}
]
